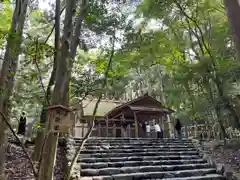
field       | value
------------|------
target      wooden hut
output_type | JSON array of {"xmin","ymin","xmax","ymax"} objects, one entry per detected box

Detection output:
[{"xmin": 72, "ymin": 93, "xmax": 174, "ymax": 138}]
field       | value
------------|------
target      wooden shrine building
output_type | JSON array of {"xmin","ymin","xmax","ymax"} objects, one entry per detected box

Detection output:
[{"xmin": 72, "ymin": 93, "xmax": 174, "ymax": 138}]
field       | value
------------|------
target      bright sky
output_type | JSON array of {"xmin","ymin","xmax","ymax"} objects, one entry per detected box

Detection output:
[{"xmin": 38, "ymin": 0, "xmax": 52, "ymax": 10}]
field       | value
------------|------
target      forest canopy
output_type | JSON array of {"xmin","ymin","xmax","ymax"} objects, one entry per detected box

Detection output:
[{"xmin": 1, "ymin": 0, "xmax": 240, "ymax": 179}]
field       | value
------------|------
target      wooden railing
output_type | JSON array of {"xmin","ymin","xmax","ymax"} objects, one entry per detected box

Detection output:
[{"xmin": 182, "ymin": 124, "xmax": 240, "ymax": 140}]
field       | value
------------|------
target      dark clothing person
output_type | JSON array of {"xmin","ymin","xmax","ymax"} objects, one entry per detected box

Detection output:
[
  {"xmin": 17, "ymin": 113, "xmax": 26, "ymax": 136},
  {"xmin": 157, "ymin": 131, "xmax": 161, "ymax": 138},
  {"xmin": 141, "ymin": 122, "xmax": 146, "ymax": 137},
  {"xmin": 175, "ymin": 119, "xmax": 182, "ymax": 139}
]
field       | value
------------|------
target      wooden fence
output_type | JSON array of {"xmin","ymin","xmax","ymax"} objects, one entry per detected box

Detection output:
[{"xmin": 181, "ymin": 124, "xmax": 240, "ymax": 140}]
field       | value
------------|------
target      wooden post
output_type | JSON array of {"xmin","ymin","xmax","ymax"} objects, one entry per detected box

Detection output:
[
  {"xmin": 106, "ymin": 116, "xmax": 109, "ymax": 137},
  {"xmin": 194, "ymin": 124, "xmax": 197, "ymax": 138},
  {"xmin": 184, "ymin": 125, "xmax": 188, "ymax": 138},
  {"xmin": 98, "ymin": 123, "xmax": 101, "ymax": 137},
  {"xmin": 134, "ymin": 112, "xmax": 138, "ymax": 137},
  {"xmin": 81, "ymin": 121, "xmax": 84, "ymax": 137},
  {"xmin": 128, "ymin": 124, "xmax": 130, "ymax": 137},
  {"xmin": 113, "ymin": 123, "xmax": 116, "ymax": 137}
]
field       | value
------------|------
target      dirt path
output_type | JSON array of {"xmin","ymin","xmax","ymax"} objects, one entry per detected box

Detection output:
[{"xmin": 5, "ymin": 142, "xmax": 65, "ymax": 180}]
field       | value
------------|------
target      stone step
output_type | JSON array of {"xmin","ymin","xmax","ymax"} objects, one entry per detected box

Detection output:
[
  {"xmin": 80, "ymin": 159, "xmax": 207, "ymax": 169},
  {"xmin": 80, "ymin": 174, "xmax": 225, "ymax": 180},
  {"xmin": 80, "ymin": 168, "xmax": 217, "ymax": 179},
  {"xmin": 81, "ymin": 163, "xmax": 211, "ymax": 176},
  {"xmin": 80, "ymin": 145, "xmax": 195, "ymax": 149},
  {"xmin": 160, "ymin": 174, "xmax": 225, "ymax": 180},
  {"xmin": 81, "ymin": 148, "xmax": 198, "ymax": 154},
  {"xmin": 74, "ymin": 137, "xmax": 192, "ymax": 142},
  {"xmin": 80, "ymin": 155, "xmax": 202, "ymax": 163},
  {"xmin": 80, "ymin": 151, "xmax": 199, "ymax": 158},
  {"xmin": 75, "ymin": 141, "xmax": 194, "ymax": 145}
]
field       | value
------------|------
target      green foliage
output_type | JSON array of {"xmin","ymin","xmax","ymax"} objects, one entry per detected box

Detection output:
[{"xmin": 1, "ymin": 0, "xmax": 239, "ymax": 131}]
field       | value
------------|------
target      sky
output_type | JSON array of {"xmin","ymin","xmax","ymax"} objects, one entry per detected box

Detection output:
[{"xmin": 38, "ymin": 0, "xmax": 52, "ymax": 11}]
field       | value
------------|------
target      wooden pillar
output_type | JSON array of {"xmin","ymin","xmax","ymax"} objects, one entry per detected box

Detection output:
[
  {"xmin": 134, "ymin": 112, "xmax": 138, "ymax": 137},
  {"xmin": 184, "ymin": 125, "xmax": 188, "ymax": 138},
  {"xmin": 113, "ymin": 123, "xmax": 116, "ymax": 137},
  {"xmin": 98, "ymin": 123, "xmax": 101, "ymax": 137},
  {"xmin": 127, "ymin": 124, "xmax": 130, "ymax": 137},
  {"xmin": 81, "ymin": 122, "xmax": 84, "ymax": 137},
  {"xmin": 106, "ymin": 116, "xmax": 109, "ymax": 137},
  {"xmin": 194, "ymin": 124, "xmax": 197, "ymax": 138}
]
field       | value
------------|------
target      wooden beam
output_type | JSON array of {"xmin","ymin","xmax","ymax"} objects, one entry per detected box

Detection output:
[
  {"xmin": 113, "ymin": 123, "xmax": 116, "ymax": 137},
  {"xmin": 97, "ymin": 123, "xmax": 101, "ymax": 137},
  {"xmin": 81, "ymin": 123, "xmax": 84, "ymax": 137},
  {"xmin": 106, "ymin": 116, "xmax": 109, "ymax": 137},
  {"xmin": 134, "ymin": 111, "xmax": 138, "ymax": 137},
  {"xmin": 127, "ymin": 124, "xmax": 130, "ymax": 137}
]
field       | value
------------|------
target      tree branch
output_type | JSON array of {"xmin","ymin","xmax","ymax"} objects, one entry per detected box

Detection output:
[
  {"xmin": 44, "ymin": 5, "xmax": 66, "ymax": 44},
  {"xmin": 64, "ymin": 32, "xmax": 116, "ymax": 180}
]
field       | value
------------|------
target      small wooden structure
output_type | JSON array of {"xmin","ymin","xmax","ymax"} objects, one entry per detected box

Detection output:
[
  {"xmin": 101, "ymin": 93, "xmax": 174, "ymax": 138},
  {"xmin": 71, "ymin": 98, "xmax": 124, "ymax": 137},
  {"xmin": 72, "ymin": 94, "xmax": 174, "ymax": 138}
]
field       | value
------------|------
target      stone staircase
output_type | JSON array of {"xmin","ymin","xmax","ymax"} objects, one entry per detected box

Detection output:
[{"xmin": 73, "ymin": 138, "xmax": 225, "ymax": 180}]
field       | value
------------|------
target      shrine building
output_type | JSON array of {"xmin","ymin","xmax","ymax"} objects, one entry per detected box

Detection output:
[{"xmin": 72, "ymin": 93, "xmax": 174, "ymax": 138}]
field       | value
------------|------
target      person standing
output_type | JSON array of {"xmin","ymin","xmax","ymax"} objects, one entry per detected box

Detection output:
[
  {"xmin": 146, "ymin": 123, "xmax": 150, "ymax": 138},
  {"xmin": 154, "ymin": 123, "xmax": 162, "ymax": 138},
  {"xmin": 141, "ymin": 122, "xmax": 146, "ymax": 137},
  {"xmin": 175, "ymin": 118, "xmax": 182, "ymax": 139},
  {"xmin": 17, "ymin": 112, "xmax": 27, "ymax": 136}
]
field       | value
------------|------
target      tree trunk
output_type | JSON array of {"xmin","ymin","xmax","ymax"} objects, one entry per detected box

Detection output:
[
  {"xmin": 224, "ymin": 0, "xmax": 240, "ymax": 56},
  {"xmin": 31, "ymin": 0, "xmax": 60, "ymax": 162},
  {"xmin": 214, "ymin": 78, "xmax": 240, "ymax": 129},
  {"xmin": 37, "ymin": 0, "xmax": 78, "ymax": 179},
  {"xmin": 207, "ymin": 81, "xmax": 228, "ymax": 140},
  {"xmin": 158, "ymin": 69, "xmax": 172, "ymax": 138},
  {"xmin": 0, "ymin": 1, "xmax": 28, "ymax": 179}
]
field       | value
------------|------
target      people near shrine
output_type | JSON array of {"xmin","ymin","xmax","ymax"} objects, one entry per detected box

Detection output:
[
  {"xmin": 121, "ymin": 118, "xmax": 128, "ymax": 137},
  {"xmin": 146, "ymin": 123, "xmax": 150, "ymax": 137},
  {"xmin": 154, "ymin": 123, "xmax": 163, "ymax": 138},
  {"xmin": 17, "ymin": 112, "xmax": 27, "ymax": 136},
  {"xmin": 175, "ymin": 118, "xmax": 182, "ymax": 139},
  {"xmin": 141, "ymin": 122, "xmax": 146, "ymax": 137}
]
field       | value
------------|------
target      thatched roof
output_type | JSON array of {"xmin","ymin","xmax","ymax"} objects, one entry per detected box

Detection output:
[
  {"xmin": 105, "ymin": 93, "xmax": 174, "ymax": 118},
  {"xmin": 81, "ymin": 99, "xmax": 125, "ymax": 117}
]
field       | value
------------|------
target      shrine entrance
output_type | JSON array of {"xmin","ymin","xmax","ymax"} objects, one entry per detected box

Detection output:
[
  {"xmin": 72, "ymin": 94, "xmax": 174, "ymax": 138},
  {"xmin": 102, "ymin": 93, "xmax": 174, "ymax": 138}
]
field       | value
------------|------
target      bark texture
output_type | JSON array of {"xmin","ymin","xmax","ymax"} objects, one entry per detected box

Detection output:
[
  {"xmin": 37, "ymin": 0, "xmax": 77, "ymax": 180},
  {"xmin": 31, "ymin": 0, "xmax": 60, "ymax": 162},
  {"xmin": 0, "ymin": 0, "xmax": 29, "ymax": 179},
  {"xmin": 224, "ymin": 0, "xmax": 240, "ymax": 56}
]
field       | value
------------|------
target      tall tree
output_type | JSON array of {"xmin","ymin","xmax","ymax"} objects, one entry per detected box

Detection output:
[
  {"xmin": 0, "ymin": 0, "xmax": 29, "ymax": 178},
  {"xmin": 37, "ymin": 0, "xmax": 89, "ymax": 179},
  {"xmin": 224, "ymin": 0, "xmax": 240, "ymax": 56}
]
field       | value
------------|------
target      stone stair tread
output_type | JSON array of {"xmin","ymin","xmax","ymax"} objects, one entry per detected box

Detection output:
[
  {"xmin": 80, "ymin": 155, "xmax": 202, "ymax": 163},
  {"xmin": 80, "ymin": 168, "xmax": 217, "ymax": 179},
  {"xmin": 81, "ymin": 163, "xmax": 211, "ymax": 176},
  {"xmin": 80, "ymin": 174, "xmax": 224, "ymax": 180},
  {"xmin": 161, "ymin": 174, "xmax": 225, "ymax": 180},
  {"xmin": 74, "ymin": 137, "xmax": 192, "ymax": 141},
  {"xmin": 80, "ymin": 159, "xmax": 207, "ymax": 169},
  {"xmin": 81, "ymin": 148, "xmax": 198, "ymax": 153},
  {"xmin": 78, "ymin": 143, "xmax": 194, "ymax": 146},
  {"xmin": 81, "ymin": 145, "xmax": 195, "ymax": 149},
  {"xmin": 80, "ymin": 151, "xmax": 199, "ymax": 158}
]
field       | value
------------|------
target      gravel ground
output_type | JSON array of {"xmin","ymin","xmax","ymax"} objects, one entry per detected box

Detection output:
[{"xmin": 5, "ymin": 142, "xmax": 66, "ymax": 180}]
